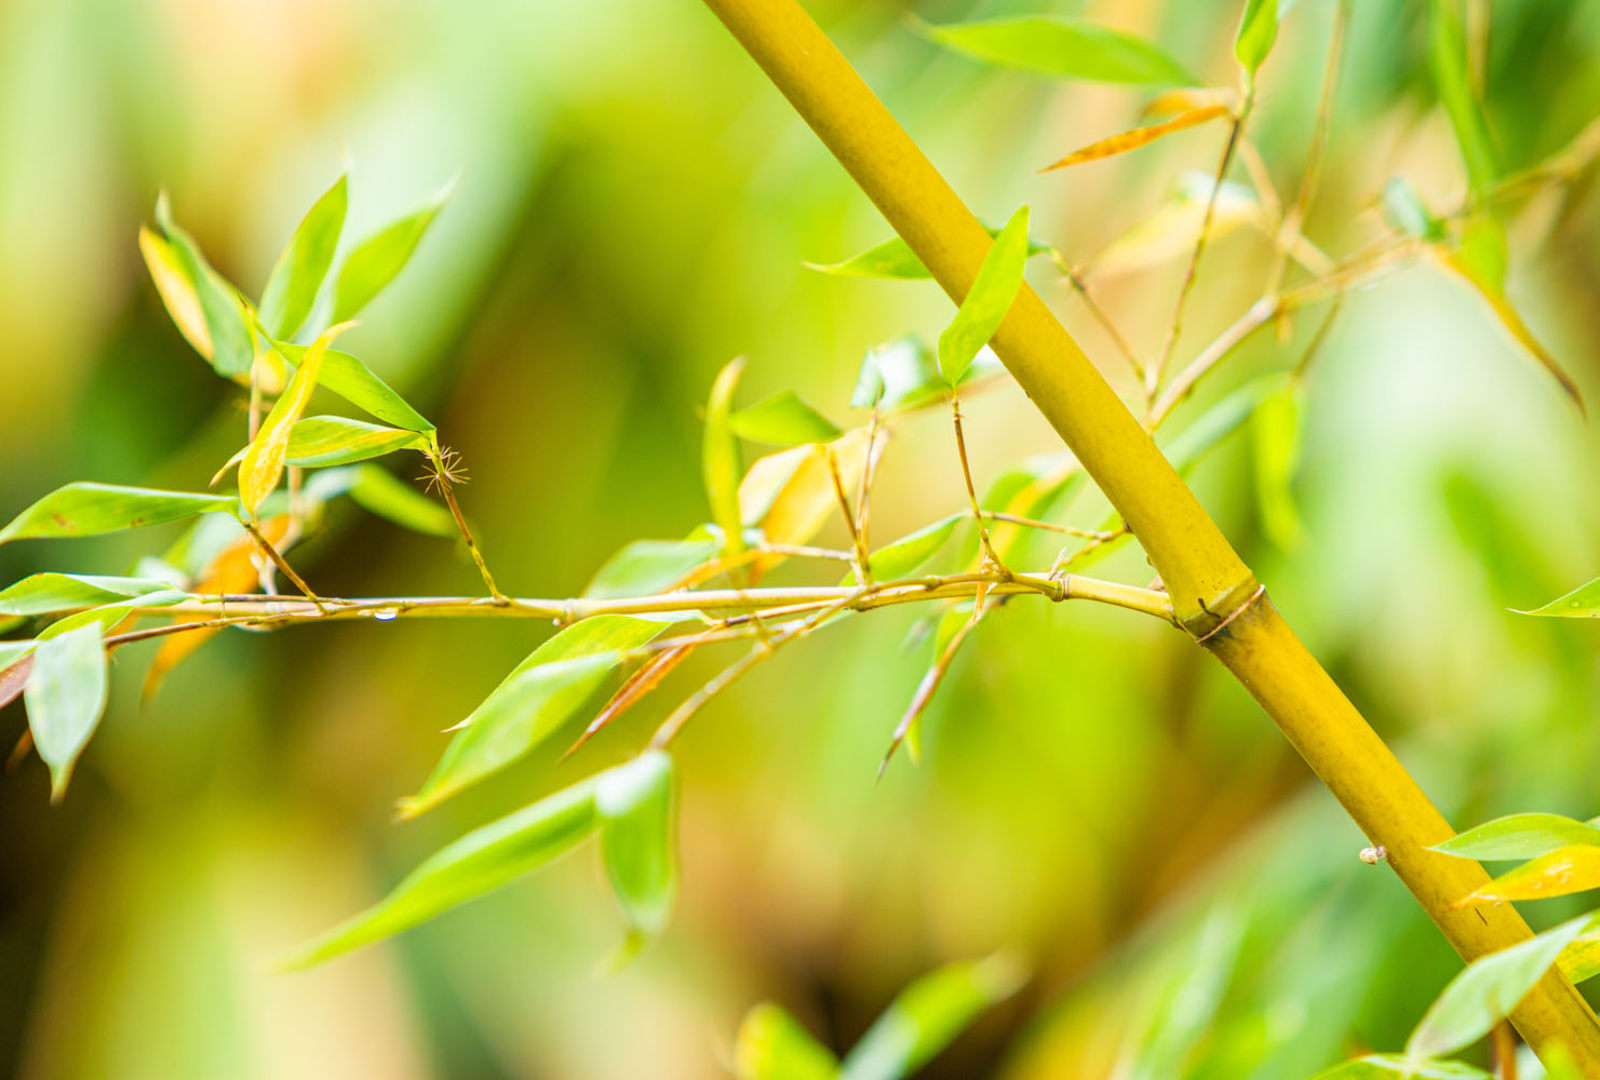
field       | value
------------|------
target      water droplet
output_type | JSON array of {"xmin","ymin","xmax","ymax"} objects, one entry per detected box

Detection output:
[{"xmin": 373, "ymin": 609, "xmax": 399, "ymax": 622}]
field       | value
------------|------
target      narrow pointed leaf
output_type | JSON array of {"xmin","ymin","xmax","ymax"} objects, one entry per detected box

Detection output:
[
  {"xmin": 735, "ymin": 1004, "xmax": 840, "ymax": 1080},
  {"xmin": 1428, "ymin": 0, "xmax": 1497, "ymax": 198},
  {"xmin": 38, "ymin": 590, "xmax": 190, "ymax": 640},
  {"xmin": 23, "ymin": 622, "xmax": 109, "ymax": 801},
  {"xmin": 1557, "ymin": 925, "xmax": 1600, "ymax": 986},
  {"xmin": 1433, "ymin": 813, "xmax": 1600, "ymax": 860},
  {"xmin": 584, "ymin": 539, "xmax": 718, "ymax": 599},
  {"xmin": 914, "ymin": 16, "xmax": 1195, "ymax": 85},
  {"xmin": 1234, "ymin": 0, "xmax": 1279, "ymax": 77},
  {"xmin": 730, "ymin": 391, "xmax": 842, "ymax": 446},
  {"xmin": 843, "ymin": 514, "xmax": 962, "ymax": 586},
  {"xmin": 850, "ymin": 337, "xmax": 944, "ymax": 409},
  {"xmin": 151, "ymin": 194, "xmax": 255, "ymax": 377},
  {"xmin": 704, "ymin": 358, "xmax": 747, "ymax": 559},
  {"xmin": 595, "ymin": 750, "xmax": 677, "ymax": 936},
  {"xmin": 1251, "ymin": 385, "xmax": 1304, "ymax": 551},
  {"xmin": 398, "ymin": 616, "xmax": 666, "ymax": 817},
  {"xmin": 1311, "ymin": 1057, "xmax": 1491, "ymax": 1080},
  {"xmin": 278, "ymin": 343, "xmax": 434, "ymax": 432},
  {"xmin": 0, "ymin": 483, "xmax": 236, "ymax": 545},
  {"xmin": 283, "ymin": 776, "xmax": 601, "ymax": 969},
  {"xmin": 1405, "ymin": 914, "xmax": 1592, "ymax": 1062},
  {"xmin": 1518, "ymin": 577, "xmax": 1600, "ymax": 618},
  {"xmin": 238, "ymin": 321, "xmax": 354, "ymax": 516},
  {"xmin": 1381, "ymin": 177, "xmax": 1447, "ymax": 242},
  {"xmin": 259, "ymin": 175, "xmax": 347, "ymax": 339},
  {"xmin": 332, "ymin": 182, "xmax": 452, "ymax": 322},
  {"xmin": 139, "ymin": 227, "xmax": 213, "ymax": 359},
  {"xmin": 0, "ymin": 574, "xmax": 184, "ymax": 617},
  {"xmin": 809, "ymin": 228, "xmax": 1054, "ymax": 282},
  {"xmin": 1456, "ymin": 845, "xmax": 1600, "ymax": 906},
  {"xmin": 1042, "ymin": 105, "xmax": 1227, "ymax": 172},
  {"xmin": 286, "ymin": 416, "xmax": 426, "ymax": 468},
  {"xmin": 938, "ymin": 205, "xmax": 1030, "ymax": 384},
  {"xmin": 839, "ymin": 954, "xmax": 1026, "ymax": 1080}
]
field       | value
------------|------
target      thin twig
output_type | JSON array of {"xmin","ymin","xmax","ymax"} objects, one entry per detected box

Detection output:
[
  {"xmin": 880, "ymin": 612, "xmax": 977, "ymax": 777},
  {"xmin": 825, "ymin": 443, "xmax": 871, "ymax": 584},
  {"xmin": 951, "ymin": 395, "xmax": 1003, "ymax": 571},
  {"xmin": 243, "ymin": 521, "xmax": 324, "ymax": 612}
]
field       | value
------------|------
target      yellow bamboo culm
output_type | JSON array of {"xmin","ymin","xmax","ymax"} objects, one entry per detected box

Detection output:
[{"xmin": 696, "ymin": 0, "xmax": 1600, "ymax": 1069}]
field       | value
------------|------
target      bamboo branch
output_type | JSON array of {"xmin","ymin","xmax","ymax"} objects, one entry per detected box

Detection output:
[{"xmin": 693, "ymin": 0, "xmax": 1600, "ymax": 1065}]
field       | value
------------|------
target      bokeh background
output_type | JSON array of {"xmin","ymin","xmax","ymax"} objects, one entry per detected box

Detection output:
[{"xmin": 3, "ymin": 0, "xmax": 1600, "ymax": 1076}]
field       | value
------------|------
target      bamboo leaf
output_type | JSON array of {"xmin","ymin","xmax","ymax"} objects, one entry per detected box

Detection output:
[
  {"xmin": 237, "ymin": 321, "xmax": 355, "ymax": 516},
  {"xmin": 1310, "ymin": 1057, "xmax": 1491, "ymax": 1079},
  {"xmin": 595, "ymin": 750, "xmax": 677, "ymax": 936},
  {"xmin": 37, "ymin": 590, "xmax": 190, "ymax": 641},
  {"xmin": 730, "ymin": 391, "xmax": 842, "ymax": 446},
  {"xmin": 1456, "ymin": 845, "xmax": 1600, "ymax": 906},
  {"xmin": 704, "ymin": 358, "xmax": 748, "ymax": 559},
  {"xmin": 938, "ymin": 205, "xmax": 1030, "ymax": 384},
  {"xmin": 0, "ymin": 573, "xmax": 185, "ymax": 617},
  {"xmin": 1380, "ymin": 177, "xmax": 1447, "ymax": 242},
  {"xmin": 843, "ymin": 514, "xmax": 962, "ymax": 585},
  {"xmin": 259, "ymin": 175, "xmax": 347, "ymax": 339},
  {"xmin": 149, "ymin": 194, "xmax": 255, "ymax": 378},
  {"xmin": 1089, "ymin": 172, "xmax": 1263, "ymax": 278},
  {"xmin": 1427, "ymin": 0, "xmax": 1497, "ymax": 199},
  {"xmin": 1433, "ymin": 813, "xmax": 1600, "ymax": 860},
  {"xmin": 914, "ymin": 16, "xmax": 1195, "ymax": 86},
  {"xmin": 1234, "ymin": 0, "xmax": 1279, "ymax": 77},
  {"xmin": 838, "ymin": 954, "xmax": 1026, "ymax": 1080},
  {"xmin": 0, "ymin": 483, "xmax": 236, "ymax": 545},
  {"xmin": 738, "ymin": 431, "xmax": 868, "ymax": 577},
  {"xmin": 285, "ymin": 416, "xmax": 426, "ymax": 468},
  {"xmin": 1517, "ymin": 577, "xmax": 1600, "ymax": 618},
  {"xmin": 808, "ymin": 228, "xmax": 1054, "ymax": 282},
  {"xmin": 1041, "ymin": 105, "xmax": 1228, "ymax": 172},
  {"xmin": 735, "ymin": 1004, "xmax": 840, "ymax": 1080},
  {"xmin": 283, "ymin": 775, "xmax": 602, "ymax": 969},
  {"xmin": 850, "ymin": 337, "xmax": 944, "ymax": 409},
  {"xmin": 398, "ymin": 616, "xmax": 666, "ymax": 817},
  {"xmin": 1557, "ymin": 924, "xmax": 1600, "ymax": 986},
  {"xmin": 332, "ymin": 181, "xmax": 452, "ymax": 322},
  {"xmin": 23, "ymin": 622, "xmax": 109, "ymax": 801},
  {"xmin": 278, "ymin": 343, "xmax": 435, "ymax": 433},
  {"xmin": 139, "ymin": 227, "xmax": 213, "ymax": 360},
  {"xmin": 584, "ymin": 538, "xmax": 719, "ymax": 599},
  {"xmin": 1251, "ymin": 385, "xmax": 1304, "ymax": 551},
  {"xmin": 1404, "ymin": 914, "xmax": 1592, "ymax": 1063}
]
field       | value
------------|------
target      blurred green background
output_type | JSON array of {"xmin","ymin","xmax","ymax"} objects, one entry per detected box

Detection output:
[{"xmin": 3, "ymin": 0, "xmax": 1600, "ymax": 1076}]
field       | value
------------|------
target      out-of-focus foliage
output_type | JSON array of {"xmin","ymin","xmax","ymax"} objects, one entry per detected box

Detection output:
[{"xmin": 4, "ymin": 0, "xmax": 1600, "ymax": 1078}]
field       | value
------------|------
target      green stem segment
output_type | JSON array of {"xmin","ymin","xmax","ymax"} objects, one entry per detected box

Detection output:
[{"xmin": 695, "ymin": 0, "xmax": 1600, "ymax": 1066}]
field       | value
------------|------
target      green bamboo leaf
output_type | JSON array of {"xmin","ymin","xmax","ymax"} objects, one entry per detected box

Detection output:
[
  {"xmin": 0, "ymin": 483, "xmax": 236, "ymax": 545},
  {"xmin": 595, "ymin": 750, "xmax": 677, "ymax": 936},
  {"xmin": 331, "ymin": 181, "xmax": 453, "ymax": 322},
  {"xmin": 938, "ymin": 206, "xmax": 1030, "ymax": 385},
  {"xmin": 704, "ymin": 358, "xmax": 747, "ymax": 559},
  {"xmin": 1404, "ymin": 914, "xmax": 1592, "ymax": 1063},
  {"xmin": 1427, "ymin": 0, "xmax": 1497, "ymax": 199},
  {"xmin": 285, "ymin": 416, "xmax": 426, "ymax": 468},
  {"xmin": 851, "ymin": 337, "xmax": 944, "ymax": 410},
  {"xmin": 1251, "ymin": 385, "xmax": 1304, "ymax": 551},
  {"xmin": 584, "ymin": 538, "xmax": 719, "ymax": 599},
  {"xmin": 735, "ymin": 1004, "xmax": 840, "ymax": 1080},
  {"xmin": 283, "ymin": 775, "xmax": 602, "ymax": 969},
  {"xmin": 1516, "ymin": 577, "xmax": 1600, "ymax": 618},
  {"xmin": 1557, "ymin": 924, "xmax": 1600, "ymax": 986},
  {"xmin": 1380, "ymin": 177, "xmax": 1447, "ymax": 242},
  {"xmin": 838, "ymin": 954, "xmax": 1025, "ymax": 1080},
  {"xmin": 843, "ymin": 514, "xmax": 962, "ymax": 586},
  {"xmin": 0, "ymin": 573, "xmax": 184, "ymax": 617},
  {"xmin": 1310, "ymin": 1056, "xmax": 1491, "ymax": 1079},
  {"xmin": 1457, "ymin": 845, "xmax": 1600, "ymax": 906},
  {"xmin": 36, "ymin": 590, "xmax": 190, "ymax": 641},
  {"xmin": 277, "ymin": 343, "xmax": 435, "ymax": 433},
  {"xmin": 730, "ymin": 392, "xmax": 842, "ymax": 446},
  {"xmin": 149, "ymin": 193, "xmax": 255, "ymax": 378},
  {"xmin": 914, "ymin": 16, "xmax": 1195, "ymax": 86},
  {"xmin": 398, "ymin": 616, "xmax": 666, "ymax": 817},
  {"xmin": 807, "ymin": 227, "xmax": 1055, "ymax": 282},
  {"xmin": 237, "ymin": 321, "xmax": 354, "ymax": 517},
  {"xmin": 1234, "ymin": 0, "xmax": 1279, "ymax": 77},
  {"xmin": 259, "ymin": 175, "xmax": 347, "ymax": 339},
  {"xmin": 23, "ymin": 621, "xmax": 109, "ymax": 801},
  {"xmin": 1161, "ymin": 373, "xmax": 1288, "ymax": 471},
  {"xmin": 1433, "ymin": 813, "xmax": 1600, "ymax": 860}
]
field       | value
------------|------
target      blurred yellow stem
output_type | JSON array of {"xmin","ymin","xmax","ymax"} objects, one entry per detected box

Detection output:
[{"xmin": 695, "ymin": 0, "xmax": 1600, "ymax": 1066}]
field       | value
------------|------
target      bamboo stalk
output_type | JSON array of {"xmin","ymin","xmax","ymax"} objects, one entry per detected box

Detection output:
[{"xmin": 695, "ymin": 0, "xmax": 1600, "ymax": 1065}]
